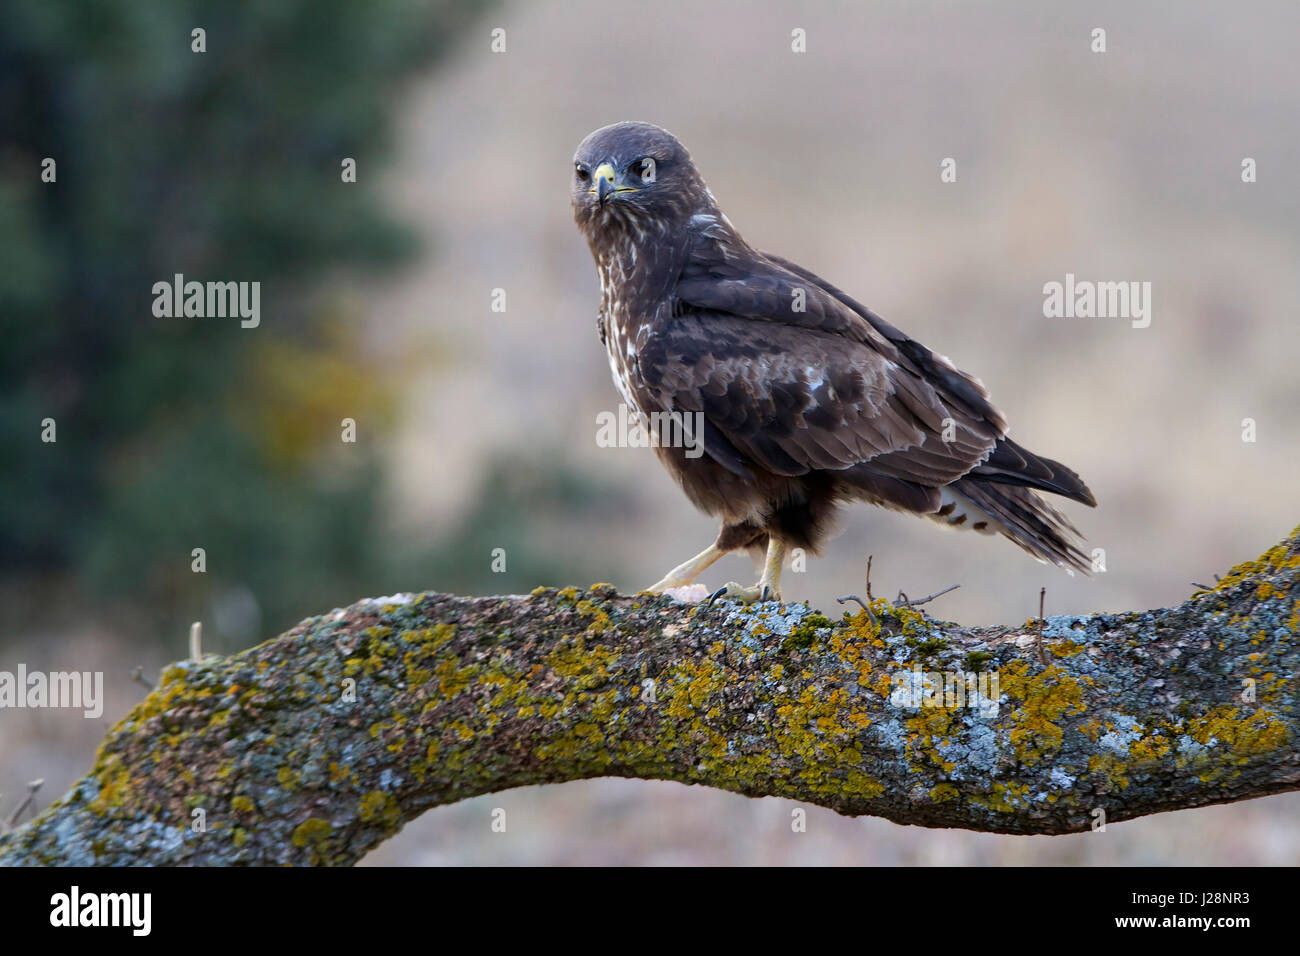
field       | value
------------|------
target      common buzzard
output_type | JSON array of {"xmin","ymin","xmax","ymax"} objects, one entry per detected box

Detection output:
[{"xmin": 571, "ymin": 121, "xmax": 1095, "ymax": 602}]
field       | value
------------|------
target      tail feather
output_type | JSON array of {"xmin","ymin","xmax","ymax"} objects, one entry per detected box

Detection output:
[
  {"xmin": 970, "ymin": 438, "xmax": 1097, "ymax": 507},
  {"xmin": 939, "ymin": 478, "xmax": 1092, "ymax": 574}
]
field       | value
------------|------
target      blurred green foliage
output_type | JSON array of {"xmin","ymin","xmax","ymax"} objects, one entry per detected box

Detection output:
[{"xmin": 0, "ymin": 0, "xmax": 488, "ymax": 644}]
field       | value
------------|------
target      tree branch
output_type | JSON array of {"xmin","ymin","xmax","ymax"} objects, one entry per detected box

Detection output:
[{"xmin": 3, "ymin": 527, "xmax": 1298, "ymax": 865}]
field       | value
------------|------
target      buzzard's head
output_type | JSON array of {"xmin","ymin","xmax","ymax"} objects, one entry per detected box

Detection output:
[{"xmin": 571, "ymin": 122, "xmax": 713, "ymax": 242}]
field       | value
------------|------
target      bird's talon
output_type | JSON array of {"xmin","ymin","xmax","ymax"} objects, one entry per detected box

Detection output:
[{"xmin": 707, "ymin": 581, "xmax": 775, "ymax": 605}]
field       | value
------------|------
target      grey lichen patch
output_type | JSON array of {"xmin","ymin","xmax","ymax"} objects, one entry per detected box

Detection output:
[{"xmin": 1098, "ymin": 715, "xmax": 1144, "ymax": 756}]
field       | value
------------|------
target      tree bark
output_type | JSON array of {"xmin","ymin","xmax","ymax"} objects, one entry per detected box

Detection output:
[{"xmin": 2, "ymin": 527, "xmax": 1298, "ymax": 865}]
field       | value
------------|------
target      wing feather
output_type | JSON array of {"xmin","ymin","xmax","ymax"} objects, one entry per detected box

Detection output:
[
  {"xmin": 638, "ymin": 308, "xmax": 998, "ymax": 488},
  {"xmin": 629, "ymin": 243, "xmax": 1006, "ymax": 491}
]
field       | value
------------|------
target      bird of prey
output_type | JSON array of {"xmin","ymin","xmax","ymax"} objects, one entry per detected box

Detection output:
[{"xmin": 570, "ymin": 121, "xmax": 1095, "ymax": 602}]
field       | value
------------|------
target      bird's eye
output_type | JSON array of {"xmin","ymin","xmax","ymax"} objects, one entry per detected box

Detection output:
[
  {"xmin": 574, "ymin": 164, "xmax": 590, "ymax": 182},
  {"xmin": 629, "ymin": 157, "xmax": 656, "ymax": 183}
]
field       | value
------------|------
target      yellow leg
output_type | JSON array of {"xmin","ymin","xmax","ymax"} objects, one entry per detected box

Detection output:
[
  {"xmin": 646, "ymin": 543, "xmax": 727, "ymax": 593},
  {"xmin": 757, "ymin": 538, "xmax": 786, "ymax": 601}
]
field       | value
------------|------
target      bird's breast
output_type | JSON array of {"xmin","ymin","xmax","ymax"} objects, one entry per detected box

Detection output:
[{"xmin": 602, "ymin": 306, "xmax": 645, "ymax": 417}]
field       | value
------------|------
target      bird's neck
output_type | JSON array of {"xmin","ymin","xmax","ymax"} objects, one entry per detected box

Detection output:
[
  {"xmin": 592, "ymin": 228, "xmax": 682, "ymax": 325},
  {"xmin": 591, "ymin": 204, "xmax": 734, "ymax": 326}
]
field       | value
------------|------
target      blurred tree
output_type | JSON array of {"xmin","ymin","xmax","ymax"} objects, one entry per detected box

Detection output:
[{"xmin": 0, "ymin": 0, "xmax": 490, "ymax": 643}]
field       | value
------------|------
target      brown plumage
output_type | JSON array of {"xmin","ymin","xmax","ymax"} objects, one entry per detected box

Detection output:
[{"xmin": 571, "ymin": 121, "xmax": 1096, "ymax": 601}]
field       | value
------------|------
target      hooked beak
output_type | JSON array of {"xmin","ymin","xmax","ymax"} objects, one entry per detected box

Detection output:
[
  {"xmin": 593, "ymin": 163, "xmax": 616, "ymax": 204},
  {"xmin": 589, "ymin": 162, "xmax": 636, "ymax": 205}
]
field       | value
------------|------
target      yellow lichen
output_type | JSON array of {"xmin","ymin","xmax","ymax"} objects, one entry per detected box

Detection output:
[
  {"xmin": 357, "ymin": 790, "xmax": 400, "ymax": 827},
  {"xmin": 999, "ymin": 661, "xmax": 1090, "ymax": 764}
]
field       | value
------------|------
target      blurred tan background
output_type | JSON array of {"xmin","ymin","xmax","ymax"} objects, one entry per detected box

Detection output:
[{"xmin": 3, "ymin": 0, "xmax": 1297, "ymax": 864}]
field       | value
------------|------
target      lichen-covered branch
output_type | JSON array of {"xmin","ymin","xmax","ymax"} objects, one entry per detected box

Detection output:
[{"xmin": 3, "ymin": 528, "xmax": 1298, "ymax": 865}]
